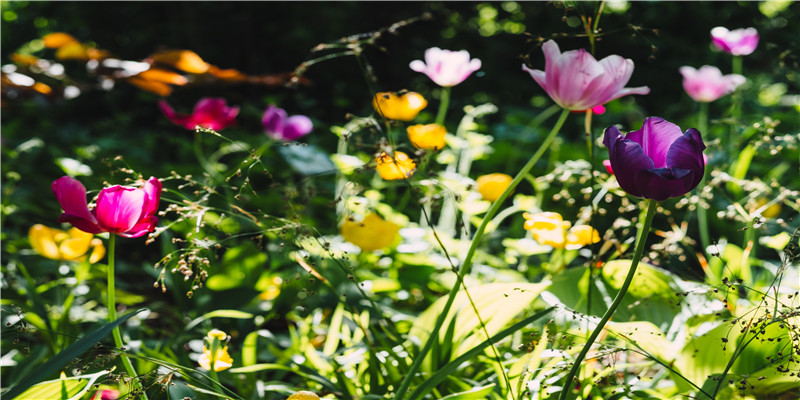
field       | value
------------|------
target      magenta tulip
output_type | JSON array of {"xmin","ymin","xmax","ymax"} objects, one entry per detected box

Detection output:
[
  {"xmin": 711, "ymin": 27, "xmax": 759, "ymax": 56},
  {"xmin": 262, "ymin": 105, "xmax": 313, "ymax": 141},
  {"xmin": 680, "ymin": 65, "xmax": 745, "ymax": 102},
  {"xmin": 522, "ymin": 40, "xmax": 650, "ymax": 111},
  {"xmin": 409, "ymin": 47, "xmax": 482, "ymax": 87},
  {"xmin": 159, "ymin": 97, "xmax": 239, "ymax": 131},
  {"xmin": 52, "ymin": 176, "xmax": 162, "ymax": 238},
  {"xmin": 603, "ymin": 117, "xmax": 705, "ymax": 201}
]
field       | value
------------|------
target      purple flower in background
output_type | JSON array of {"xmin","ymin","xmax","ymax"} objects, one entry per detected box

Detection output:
[
  {"xmin": 522, "ymin": 40, "xmax": 650, "ymax": 111},
  {"xmin": 603, "ymin": 117, "xmax": 705, "ymax": 201},
  {"xmin": 680, "ymin": 65, "xmax": 745, "ymax": 102},
  {"xmin": 409, "ymin": 47, "xmax": 482, "ymax": 87},
  {"xmin": 52, "ymin": 176, "xmax": 162, "ymax": 238},
  {"xmin": 159, "ymin": 97, "xmax": 239, "ymax": 131},
  {"xmin": 262, "ymin": 105, "xmax": 313, "ymax": 141},
  {"xmin": 711, "ymin": 27, "xmax": 759, "ymax": 56}
]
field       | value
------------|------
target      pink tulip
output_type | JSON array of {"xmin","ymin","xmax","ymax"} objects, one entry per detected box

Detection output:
[
  {"xmin": 52, "ymin": 176, "xmax": 161, "ymax": 238},
  {"xmin": 522, "ymin": 40, "xmax": 650, "ymax": 111},
  {"xmin": 409, "ymin": 47, "xmax": 482, "ymax": 87},
  {"xmin": 159, "ymin": 97, "xmax": 239, "ymax": 131},
  {"xmin": 711, "ymin": 27, "xmax": 759, "ymax": 56},
  {"xmin": 680, "ymin": 65, "xmax": 745, "ymax": 102}
]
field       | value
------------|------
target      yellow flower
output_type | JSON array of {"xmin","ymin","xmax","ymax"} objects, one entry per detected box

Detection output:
[
  {"xmin": 28, "ymin": 224, "xmax": 105, "ymax": 263},
  {"xmin": 372, "ymin": 91, "xmax": 427, "ymax": 121},
  {"xmin": 476, "ymin": 173, "xmax": 513, "ymax": 202},
  {"xmin": 287, "ymin": 391, "xmax": 320, "ymax": 400},
  {"xmin": 340, "ymin": 214, "xmax": 400, "ymax": 252},
  {"xmin": 407, "ymin": 124, "xmax": 446, "ymax": 150},
  {"xmin": 376, "ymin": 151, "xmax": 416, "ymax": 180},
  {"xmin": 523, "ymin": 212, "xmax": 600, "ymax": 250},
  {"xmin": 258, "ymin": 276, "xmax": 283, "ymax": 301},
  {"xmin": 198, "ymin": 329, "xmax": 233, "ymax": 372}
]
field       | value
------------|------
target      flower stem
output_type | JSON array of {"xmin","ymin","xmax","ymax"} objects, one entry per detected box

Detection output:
[
  {"xmin": 395, "ymin": 108, "xmax": 570, "ymax": 400},
  {"xmin": 697, "ymin": 101, "xmax": 710, "ymax": 252},
  {"xmin": 108, "ymin": 235, "xmax": 146, "ymax": 397},
  {"xmin": 434, "ymin": 86, "xmax": 451, "ymax": 126},
  {"xmin": 558, "ymin": 198, "xmax": 658, "ymax": 400}
]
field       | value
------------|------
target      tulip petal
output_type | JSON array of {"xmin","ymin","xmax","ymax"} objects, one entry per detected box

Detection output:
[
  {"xmin": 409, "ymin": 60, "xmax": 426, "ymax": 72},
  {"xmin": 52, "ymin": 176, "xmax": 103, "ymax": 234},
  {"xmin": 142, "ymin": 177, "xmax": 162, "ymax": 216},
  {"xmin": 95, "ymin": 186, "xmax": 145, "ymax": 233},
  {"xmin": 604, "ymin": 126, "xmax": 655, "ymax": 198},
  {"xmin": 522, "ymin": 64, "xmax": 548, "ymax": 92},
  {"xmin": 282, "ymin": 115, "xmax": 314, "ymax": 141},
  {"xmin": 158, "ymin": 100, "xmax": 192, "ymax": 128},
  {"xmin": 633, "ymin": 167, "xmax": 694, "ymax": 201},
  {"xmin": 625, "ymin": 117, "xmax": 684, "ymax": 168}
]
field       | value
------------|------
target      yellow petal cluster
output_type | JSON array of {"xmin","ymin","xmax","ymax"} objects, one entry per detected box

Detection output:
[
  {"xmin": 340, "ymin": 214, "xmax": 401, "ymax": 252},
  {"xmin": 28, "ymin": 224, "xmax": 105, "ymax": 263},
  {"xmin": 476, "ymin": 173, "xmax": 513, "ymax": 202},
  {"xmin": 407, "ymin": 124, "xmax": 446, "ymax": 150},
  {"xmin": 287, "ymin": 391, "xmax": 320, "ymax": 400},
  {"xmin": 372, "ymin": 91, "xmax": 427, "ymax": 121},
  {"xmin": 376, "ymin": 151, "xmax": 416, "ymax": 180},
  {"xmin": 198, "ymin": 329, "xmax": 233, "ymax": 372},
  {"xmin": 523, "ymin": 212, "xmax": 600, "ymax": 250}
]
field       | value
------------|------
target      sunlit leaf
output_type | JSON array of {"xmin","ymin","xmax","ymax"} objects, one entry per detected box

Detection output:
[
  {"xmin": 151, "ymin": 50, "xmax": 210, "ymax": 74},
  {"xmin": 278, "ymin": 143, "xmax": 337, "ymax": 176},
  {"xmin": 42, "ymin": 32, "xmax": 79, "ymax": 48},
  {"xmin": 13, "ymin": 369, "xmax": 110, "ymax": 400},
  {"xmin": 127, "ymin": 76, "xmax": 172, "ymax": 96},
  {"xmin": 136, "ymin": 68, "xmax": 188, "ymax": 85}
]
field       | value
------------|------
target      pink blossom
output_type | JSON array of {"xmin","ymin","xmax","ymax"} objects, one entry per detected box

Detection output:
[
  {"xmin": 409, "ymin": 47, "xmax": 481, "ymax": 87},
  {"xmin": 52, "ymin": 176, "xmax": 161, "ymax": 238},
  {"xmin": 680, "ymin": 65, "xmax": 745, "ymax": 102},
  {"xmin": 159, "ymin": 97, "xmax": 239, "ymax": 130},
  {"xmin": 711, "ymin": 27, "xmax": 759, "ymax": 56},
  {"xmin": 262, "ymin": 105, "xmax": 313, "ymax": 141},
  {"xmin": 522, "ymin": 40, "xmax": 650, "ymax": 111}
]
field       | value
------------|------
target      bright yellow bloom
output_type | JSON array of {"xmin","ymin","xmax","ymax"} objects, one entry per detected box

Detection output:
[
  {"xmin": 376, "ymin": 151, "xmax": 416, "ymax": 180},
  {"xmin": 372, "ymin": 91, "xmax": 427, "ymax": 121},
  {"xmin": 476, "ymin": 173, "xmax": 513, "ymax": 202},
  {"xmin": 198, "ymin": 329, "xmax": 233, "ymax": 372},
  {"xmin": 287, "ymin": 391, "xmax": 320, "ymax": 400},
  {"xmin": 407, "ymin": 124, "xmax": 446, "ymax": 150},
  {"xmin": 28, "ymin": 224, "xmax": 105, "ymax": 263},
  {"xmin": 340, "ymin": 214, "xmax": 400, "ymax": 252},
  {"xmin": 523, "ymin": 212, "xmax": 600, "ymax": 250}
]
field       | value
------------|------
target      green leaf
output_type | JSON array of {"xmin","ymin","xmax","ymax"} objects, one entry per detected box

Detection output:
[
  {"xmin": 12, "ymin": 370, "xmax": 110, "ymax": 400},
  {"xmin": 4, "ymin": 309, "xmax": 147, "ymax": 399},
  {"xmin": 602, "ymin": 260, "xmax": 676, "ymax": 301},
  {"xmin": 440, "ymin": 384, "xmax": 496, "ymax": 400},
  {"xmin": 278, "ymin": 143, "xmax": 336, "ymax": 176},
  {"xmin": 185, "ymin": 309, "xmax": 255, "ymax": 331}
]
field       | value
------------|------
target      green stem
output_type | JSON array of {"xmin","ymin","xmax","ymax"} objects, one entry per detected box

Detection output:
[
  {"xmin": 558, "ymin": 198, "xmax": 658, "ymax": 400},
  {"xmin": 585, "ymin": 110, "xmax": 596, "ymax": 320},
  {"xmin": 732, "ymin": 55, "xmax": 742, "ymax": 76},
  {"xmin": 395, "ymin": 108, "xmax": 571, "ymax": 400},
  {"xmin": 697, "ymin": 101, "xmax": 710, "ymax": 252},
  {"xmin": 434, "ymin": 86, "xmax": 451, "ymax": 126},
  {"xmin": 108, "ymin": 235, "xmax": 147, "ymax": 397}
]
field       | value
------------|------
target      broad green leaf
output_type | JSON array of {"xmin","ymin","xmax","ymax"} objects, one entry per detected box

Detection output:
[
  {"xmin": 5, "ymin": 309, "xmax": 147, "ymax": 399},
  {"xmin": 13, "ymin": 370, "xmax": 109, "ymax": 400},
  {"xmin": 606, "ymin": 321, "xmax": 676, "ymax": 365},
  {"xmin": 278, "ymin": 143, "xmax": 336, "ymax": 176},
  {"xmin": 602, "ymin": 260, "xmax": 676, "ymax": 301}
]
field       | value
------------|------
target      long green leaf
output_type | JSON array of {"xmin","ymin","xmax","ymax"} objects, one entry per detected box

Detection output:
[
  {"xmin": 13, "ymin": 370, "xmax": 109, "ymax": 400},
  {"xmin": 185, "ymin": 309, "xmax": 255, "ymax": 331},
  {"xmin": 4, "ymin": 308, "xmax": 147, "ymax": 399},
  {"xmin": 406, "ymin": 307, "xmax": 554, "ymax": 400}
]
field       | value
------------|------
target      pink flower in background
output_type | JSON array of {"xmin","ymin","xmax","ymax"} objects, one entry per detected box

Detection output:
[
  {"xmin": 680, "ymin": 65, "xmax": 745, "ymax": 102},
  {"xmin": 52, "ymin": 176, "xmax": 161, "ymax": 238},
  {"xmin": 522, "ymin": 40, "xmax": 650, "ymax": 111},
  {"xmin": 711, "ymin": 27, "xmax": 759, "ymax": 56},
  {"xmin": 159, "ymin": 97, "xmax": 239, "ymax": 130},
  {"xmin": 91, "ymin": 389, "xmax": 120, "ymax": 400},
  {"xmin": 262, "ymin": 105, "xmax": 313, "ymax": 141},
  {"xmin": 409, "ymin": 47, "xmax": 482, "ymax": 87}
]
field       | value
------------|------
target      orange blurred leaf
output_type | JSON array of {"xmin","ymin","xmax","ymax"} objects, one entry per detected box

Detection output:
[
  {"xmin": 128, "ymin": 76, "xmax": 173, "ymax": 96},
  {"xmin": 136, "ymin": 68, "xmax": 188, "ymax": 85},
  {"xmin": 42, "ymin": 32, "xmax": 79, "ymax": 48},
  {"xmin": 55, "ymin": 42, "xmax": 91, "ymax": 60},
  {"xmin": 32, "ymin": 82, "xmax": 52, "ymax": 95},
  {"xmin": 151, "ymin": 50, "xmax": 210, "ymax": 74},
  {"xmin": 206, "ymin": 65, "xmax": 246, "ymax": 81},
  {"xmin": 10, "ymin": 53, "xmax": 40, "ymax": 66}
]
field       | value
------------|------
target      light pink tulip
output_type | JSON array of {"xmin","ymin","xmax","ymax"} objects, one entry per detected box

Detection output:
[
  {"xmin": 409, "ymin": 47, "xmax": 482, "ymax": 87},
  {"xmin": 679, "ymin": 65, "xmax": 745, "ymax": 102},
  {"xmin": 52, "ymin": 176, "xmax": 161, "ymax": 238},
  {"xmin": 711, "ymin": 27, "xmax": 759, "ymax": 56},
  {"xmin": 159, "ymin": 97, "xmax": 239, "ymax": 131},
  {"xmin": 522, "ymin": 40, "xmax": 650, "ymax": 111}
]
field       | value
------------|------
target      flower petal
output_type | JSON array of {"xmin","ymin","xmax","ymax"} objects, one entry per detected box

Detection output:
[
  {"xmin": 52, "ymin": 176, "xmax": 103, "ymax": 234},
  {"xmin": 604, "ymin": 126, "xmax": 655, "ymax": 198},
  {"xmin": 625, "ymin": 117, "xmax": 684, "ymax": 168},
  {"xmin": 633, "ymin": 167, "xmax": 695, "ymax": 201},
  {"xmin": 94, "ymin": 186, "xmax": 145, "ymax": 233},
  {"xmin": 282, "ymin": 115, "xmax": 314, "ymax": 141}
]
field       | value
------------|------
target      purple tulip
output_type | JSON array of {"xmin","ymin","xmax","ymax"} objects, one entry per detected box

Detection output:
[
  {"xmin": 522, "ymin": 40, "xmax": 650, "ymax": 111},
  {"xmin": 159, "ymin": 97, "xmax": 239, "ymax": 131},
  {"xmin": 711, "ymin": 27, "xmax": 759, "ymax": 56},
  {"xmin": 262, "ymin": 105, "xmax": 313, "ymax": 141},
  {"xmin": 603, "ymin": 117, "xmax": 705, "ymax": 201},
  {"xmin": 52, "ymin": 176, "xmax": 161, "ymax": 238},
  {"xmin": 409, "ymin": 47, "xmax": 482, "ymax": 87},
  {"xmin": 680, "ymin": 65, "xmax": 745, "ymax": 102}
]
